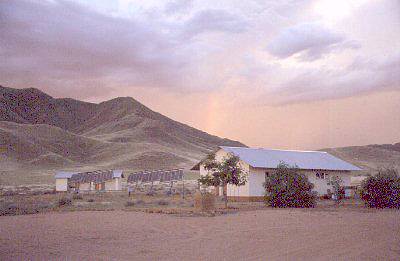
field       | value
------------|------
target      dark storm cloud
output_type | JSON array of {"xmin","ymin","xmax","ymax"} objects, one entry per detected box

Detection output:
[{"xmin": 0, "ymin": 0, "xmax": 246, "ymax": 98}]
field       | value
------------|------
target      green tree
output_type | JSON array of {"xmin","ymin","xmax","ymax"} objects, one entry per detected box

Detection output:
[
  {"xmin": 264, "ymin": 162, "xmax": 316, "ymax": 208},
  {"xmin": 198, "ymin": 153, "xmax": 247, "ymax": 208}
]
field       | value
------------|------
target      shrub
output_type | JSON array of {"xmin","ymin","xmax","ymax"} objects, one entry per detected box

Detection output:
[
  {"xmin": 0, "ymin": 201, "xmax": 53, "ymax": 216},
  {"xmin": 361, "ymin": 168, "xmax": 400, "ymax": 208},
  {"xmin": 72, "ymin": 194, "xmax": 83, "ymax": 200},
  {"xmin": 58, "ymin": 197, "xmax": 72, "ymax": 207},
  {"xmin": 146, "ymin": 191, "xmax": 155, "ymax": 196},
  {"xmin": 194, "ymin": 191, "xmax": 215, "ymax": 212},
  {"xmin": 125, "ymin": 201, "xmax": 135, "ymax": 207},
  {"xmin": 135, "ymin": 199, "xmax": 145, "ymax": 205},
  {"xmin": 157, "ymin": 199, "xmax": 169, "ymax": 206},
  {"xmin": 0, "ymin": 202, "xmax": 19, "ymax": 216},
  {"xmin": 264, "ymin": 162, "xmax": 316, "ymax": 208},
  {"xmin": 321, "ymin": 194, "xmax": 331, "ymax": 200}
]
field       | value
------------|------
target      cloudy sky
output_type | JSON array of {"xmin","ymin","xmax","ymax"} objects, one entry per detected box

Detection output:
[{"xmin": 1, "ymin": 0, "xmax": 399, "ymax": 149}]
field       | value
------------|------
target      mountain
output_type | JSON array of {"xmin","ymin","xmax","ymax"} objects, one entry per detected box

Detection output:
[
  {"xmin": 0, "ymin": 85, "xmax": 245, "ymax": 180},
  {"xmin": 321, "ymin": 143, "xmax": 400, "ymax": 174},
  {"xmin": 1, "ymin": 85, "xmax": 398, "ymax": 186}
]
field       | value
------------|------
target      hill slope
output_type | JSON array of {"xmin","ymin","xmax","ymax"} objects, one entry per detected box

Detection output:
[
  {"xmin": 321, "ymin": 143, "xmax": 400, "ymax": 174},
  {"xmin": 0, "ymin": 85, "xmax": 245, "ymax": 179}
]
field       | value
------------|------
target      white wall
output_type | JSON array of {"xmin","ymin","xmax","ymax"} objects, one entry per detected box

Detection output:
[
  {"xmin": 105, "ymin": 178, "xmax": 122, "ymax": 191},
  {"xmin": 248, "ymin": 168, "xmax": 355, "ymax": 196},
  {"xmin": 80, "ymin": 182, "xmax": 91, "ymax": 191},
  {"xmin": 248, "ymin": 167, "xmax": 268, "ymax": 197},
  {"xmin": 55, "ymin": 179, "xmax": 68, "ymax": 191},
  {"xmin": 305, "ymin": 170, "xmax": 353, "ymax": 195}
]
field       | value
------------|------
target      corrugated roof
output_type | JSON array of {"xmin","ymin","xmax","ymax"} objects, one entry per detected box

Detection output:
[
  {"xmin": 54, "ymin": 171, "xmax": 77, "ymax": 179},
  {"xmin": 54, "ymin": 170, "xmax": 124, "ymax": 179},
  {"xmin": 220, "ymin": 146, "xmax": 362, "ymax": 171}
]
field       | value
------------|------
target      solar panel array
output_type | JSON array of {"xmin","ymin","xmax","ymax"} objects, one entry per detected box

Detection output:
[
  {"xmin": 69, "ymin": 170, "xmax": 114, "ymax": 184},
  {"xmin": 127, "ymin": 169, "xmax": 183, "ymax": 184}
]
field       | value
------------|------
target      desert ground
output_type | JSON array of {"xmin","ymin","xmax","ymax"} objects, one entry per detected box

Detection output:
[{"xmin": 1, "ymin": 207, "xmax": 399, "ymax": 260}]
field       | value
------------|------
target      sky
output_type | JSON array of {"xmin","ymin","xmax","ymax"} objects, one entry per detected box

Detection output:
[{"xmin": 1, "ymin": 0, "xmax": 399, "ymax": 150}]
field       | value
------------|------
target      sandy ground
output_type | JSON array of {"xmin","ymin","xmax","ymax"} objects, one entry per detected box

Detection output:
[{"xmin": 1, "ymin": 208, "xmax": 399, "ymax": 260}]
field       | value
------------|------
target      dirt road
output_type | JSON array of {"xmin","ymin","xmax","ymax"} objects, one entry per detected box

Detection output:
[{"xmin": 1, "ymin": 208, "xmax": 399, "ymax": 260}]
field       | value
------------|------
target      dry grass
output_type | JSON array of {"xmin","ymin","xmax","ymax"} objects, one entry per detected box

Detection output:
[{"xmin": 194, "ymin": 192, "xmax": 216, "ymax": 212}]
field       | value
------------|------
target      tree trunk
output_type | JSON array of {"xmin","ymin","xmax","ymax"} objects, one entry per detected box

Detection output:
[{"xmin": 223, "ymin": 183, "xmax": 228, "ymax": 208}]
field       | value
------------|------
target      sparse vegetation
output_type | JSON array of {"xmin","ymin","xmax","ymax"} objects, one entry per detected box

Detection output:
[
  {"xmin": 0, "ymin": 201, "xmax": 53, "ymax": 216},
  {"xmin": 194, "ymin": 191, "xmax": 215, "ymax": 212},
  {"xmin": 157, "ymin": 199, "xmax": 169, "ymax": 206},
  {"xmin": 58, "ymin": 197, "xmax": 72, "ymax": 207},
  {"xmin": 135, "ymin": 199, "xmax": 145, "ymax": 205},
  {"xmin": 328, "ymin": 176, "xmax": 344, "ymax": 204},
  {"xmin": 125, "ymin": 200, "xmax": 135, "ymax": 207},
  {"xmin": 72, "ymin": 194, "xmax": 83, "ymax": 200},
  {"xmin": 361, "ymin": 168, "xmax": 400, "ymax": 208},
  {"xmin": 264, "ymin": 162, "xmax": 316, "ymax": 208}
]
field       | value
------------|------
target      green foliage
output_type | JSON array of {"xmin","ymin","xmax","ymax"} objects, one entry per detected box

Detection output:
[
  {"xmin": 361, "ymin": 168, "xmax": 400, "ymax": 208},
  {"xmin": 199, "ymin": 153, "xmax": 247, "ymax": 187},
  {"xmin": 264, "ymin": 162, "xmax": 316, "ymax": 208},
  {"xmin": 198, "ymin": 152, "xmax": 247, "ymax": 208}
]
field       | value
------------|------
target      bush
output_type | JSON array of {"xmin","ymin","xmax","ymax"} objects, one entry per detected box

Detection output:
[
  {"xmin": 58, "ymin": 197, "xmax": 72, "ymax": 207},
  {"xmin": 194, "ymin": 191, "xmax": 215, "ymax": 212},
  {"xmin": 157, "ymin": 199, "xmax": 169, "ymax": 206},
  {"xmin": 264, "ymin": 162, "xmax": 316, "ymax": 208},
  {"xmin": 361, "ymin": 168, "xmax": 400, "ymax": 208},
  {"xmin": 72, "ymin": 194, "xmax": 83, "ymax": 200}
]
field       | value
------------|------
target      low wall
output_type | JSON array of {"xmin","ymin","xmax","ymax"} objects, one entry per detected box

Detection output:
[{"xmin": 227, "ymin": 196, "xmax": 264, "ymax": 202}]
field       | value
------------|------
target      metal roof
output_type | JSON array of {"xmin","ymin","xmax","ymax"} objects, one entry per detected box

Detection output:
[
  {"xmin": 54, "ymin": 171, "xmax": 77, "ymax": 179},
  {"xmin": 54, "ymin": 170, "xmax": 124, "ymax": 180},
  {"xmin": 220, "ymin": 146, "xmax": 362, "ymax": 171}
]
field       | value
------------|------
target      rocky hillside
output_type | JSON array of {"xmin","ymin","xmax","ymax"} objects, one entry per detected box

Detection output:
[{"xmin": 0, "ymin": 85, "xmax": 245, "ymax": 172}]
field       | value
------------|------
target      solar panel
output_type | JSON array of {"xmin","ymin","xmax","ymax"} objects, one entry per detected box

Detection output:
[
  {"xmin": 127, "ymin": 169, "xmax": 184, "ymax": 184},
  {"xmin": 69, "ymin": 170, "xmax": 116, "ymax": 185}
]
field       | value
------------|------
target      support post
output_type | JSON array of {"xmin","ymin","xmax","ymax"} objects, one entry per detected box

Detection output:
[
  {"xmin": 182, "ymin": 179, "xmax": 185, "ymax": 199},
  {"xmin": 169, "ymin": 181, "xmax": 173, "ymax": 196},
  {"xmin": 150, "ymin": 181, "xmax": 154, "ymax": 195}
]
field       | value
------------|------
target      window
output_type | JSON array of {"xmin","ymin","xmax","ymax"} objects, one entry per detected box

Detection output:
[{"xmin": 316, "ymin": 172, "xmax": 326, "ymax": 179}]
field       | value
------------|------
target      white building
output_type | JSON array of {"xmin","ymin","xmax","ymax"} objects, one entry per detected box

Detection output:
[
  {"xmin": 192, "ymin": 146, "xmax": 361, "ymax": 201},
  {"xmin": 55, "ymin": 170, "xmax": 124, "ymax": 192}
]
